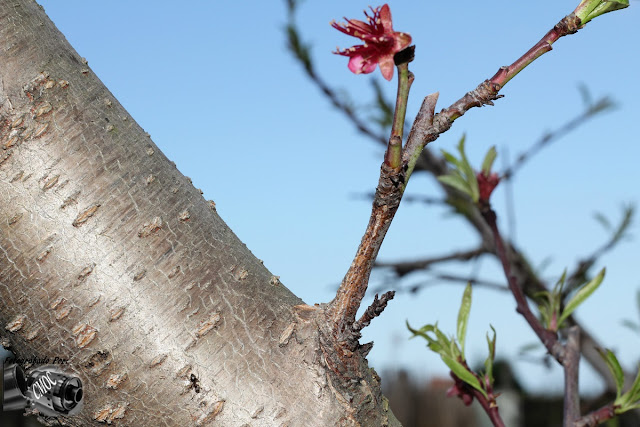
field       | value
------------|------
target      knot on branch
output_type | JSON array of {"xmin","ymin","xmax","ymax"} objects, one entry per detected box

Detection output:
[
  {"xmin": 556, "ymin": 13, "xmax": 582, "ymax": 35},
  {"xmin": 373, "ymin": 164, "xmax": 404, "ymax": 208},
  {"xmin": 473, "ymin": 80, "xmax": 504, "ymax": 107},
  {"xmin": 443, "ymin": 80, "xmax": 504, "ymax": 123},
  {"xmin": 353, "ymin": 291, "xmax": 396, "ymax": 333}
]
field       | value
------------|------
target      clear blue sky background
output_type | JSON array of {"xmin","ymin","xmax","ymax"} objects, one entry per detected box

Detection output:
[{"xmin": 34, "ymin": 0, "xmax": 640, "ymax": 395}]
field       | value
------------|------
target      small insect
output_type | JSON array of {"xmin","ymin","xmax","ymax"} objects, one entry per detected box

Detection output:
[{"xmin": 189, "ymin": 373, "xmax": 201, "ymax": 394}]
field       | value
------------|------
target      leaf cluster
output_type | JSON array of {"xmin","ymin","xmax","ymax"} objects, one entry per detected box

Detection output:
[
  {"xmin": 437, "ymin": 135, "xmax": 496, "ymax": 203},
  {"xmin": 407, "ymin": 284, "xmax": 496, "ymax": 399},
  {"xmin": 599, "ymin": 348, "xmax": 640, "ymax": 414},
  {"xmin": 536, "ymin": 268, "xmax": 605, "ymax": 331},
  {"xmin": 576, "ymin": 0, "xmax": 629, "ymax": 25}
]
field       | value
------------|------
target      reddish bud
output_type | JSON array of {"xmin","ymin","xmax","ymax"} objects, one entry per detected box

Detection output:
[
  {"xmin": 446, "ymin": 373, "xmax": 475, "ymax": 406},
  {"xmin": 477, "ymin": 171, "xmax": 500, "ymax": 203}
]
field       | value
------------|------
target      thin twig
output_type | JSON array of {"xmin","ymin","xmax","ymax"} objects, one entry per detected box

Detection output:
[
  {"xmin": 481, "ymin": 205, "xmax": 564, "ymax": 361},
  {"xmin": 287, "ymin": 2, "xmax": 624, "ymax": 392},
  {"xmin": 564, "ymin": 204, "xmax": 634, "ymax": 294},
  {"xmin": 375, "ymin": 246, "xmax": 487, "ymax": 277},
  {"xmin": 327, "ymin": 52, "xmax": 419, "ymax": 352},
  {"xmin": 574, "ymin": 404, "xmax": 617, "ymax": 427},
  {"xmin": 370, "ymin": 272, "xmax": 508, "ymax": 295},
  {"xmin": 502, "ymin": 97, "xmax": 614, "ymax": 181},
  {"xmin": 353, "ymin": 291, "xmax": 396, "ymax": 333},
  {"xmin": 502, "ymin": 147, "xmax": 518, "ymax": 242},
  {"xmin": 425, "ymin": 273, "xmax": 509, "ymax": 292},
  {"xmin": 352, "ymin": 191, "xmax": 446, "ymax": 206}
]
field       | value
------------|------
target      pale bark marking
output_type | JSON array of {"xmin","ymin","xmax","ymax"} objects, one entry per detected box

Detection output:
[
  {"xmin": 72, "ymin": 203, "xmax": 101, "ymax": 227},
  {"xmin": 149, "ymin": 353, "xmax": 168, "ymax": 368},
  {"xmin": 72, "ymin": 323, "xmax": 98, "ymax": 348},
  {"xmin": 106, "ymin": 372, "xmax": 128, "ymax": 390},
  {"xmin": 137, "ymin": 216, "xmax": 163, "ymax": 237},
  {"xmin": 5, "ymin": 313, "xmax": 26, "ymax": 332}
]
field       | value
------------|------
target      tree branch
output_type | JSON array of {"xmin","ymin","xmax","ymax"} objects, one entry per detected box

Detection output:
[
  {"xmin": 481, "ymin": 205, "xmax": 564, "ymax": 361},
  {"xmin": 574, "ymin": 404, "xmax": 617, "ymax": 427},
  {"xmin": 353, "ymin": 291, "xmax": 396, "ymax": 334},
  {"xmin": 564, "ymin": 326, "xmax": 581, "ymax": 426},
  {"xmin": 375, "ymin": 246, "xmax": 487, "ymax": 277},
  {"xmin": 502, "ymin": 96, "xmax": 615, "ymax": 181},
  {"xmin": 287, "ymin": 1, "xmax": 626, "ymax": 394},
  {"xmin": 371, "ymin": 272, "xmax": 508, "ymax": 295}
]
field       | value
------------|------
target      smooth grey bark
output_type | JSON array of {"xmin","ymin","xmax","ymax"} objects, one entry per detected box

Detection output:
[{"xmin": 0, "ymin": 2, "xmax": 398, "ymax": 426}]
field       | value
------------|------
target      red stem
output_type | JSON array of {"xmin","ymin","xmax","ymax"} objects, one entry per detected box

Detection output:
[
  {"xmin": 574, "ymin": 403, "xmax": 617, "ymax": 427},
  {"xmin": 472, "ymin": 388, "xmax": 506, "ymax": 427},
  {"xmin": 481, "ymin": 205, "xmax": 564, "ymax": 362},
  {"xmin": 489, "ymin": 15, "xmax": 580, "ymax": 87}
]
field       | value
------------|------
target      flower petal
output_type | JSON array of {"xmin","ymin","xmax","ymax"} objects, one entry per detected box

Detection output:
[
  {"xmin": 378, "ymin": 56, "xmax": 395, "ymax": 81},
  {"xmin": 348, "ymin": 55, "xmax": 377, "ymax": 75},
  {"xmin": 395, "ymin": 32, "xmax": 412, "ymax": 51},
  {"xmin": 378, "ymin": 4, "xmax": 393, "ymax": 33}
]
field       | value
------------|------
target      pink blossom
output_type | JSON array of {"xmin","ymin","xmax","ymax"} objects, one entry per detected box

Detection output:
[
  {"xmin": 477, "ymin": 171, "xmax": 500, "ymax": 203},
  {"xmin": 331, "ymin": 4, "xmax": 412, "ymax": 81}
]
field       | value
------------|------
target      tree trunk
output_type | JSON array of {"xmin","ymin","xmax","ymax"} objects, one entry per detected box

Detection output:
[{"xmin": 0, "ymin": 2, "xmax": 397, "ymax": 425}]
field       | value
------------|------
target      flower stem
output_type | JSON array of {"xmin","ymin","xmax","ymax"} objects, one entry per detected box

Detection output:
[{"xmin": 385, "ymin": 60, "xmax": 414, "ymax": 170}]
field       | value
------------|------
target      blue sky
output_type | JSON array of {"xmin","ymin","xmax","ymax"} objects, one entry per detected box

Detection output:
[{"xmin": 33, "ymin": 1, "xmax": 640, "ymax": 394}]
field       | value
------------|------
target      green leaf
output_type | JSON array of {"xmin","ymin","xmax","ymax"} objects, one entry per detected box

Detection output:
[
  {"xmin": 450, "ymin": 340, "xmax": 462, "ymax": 359},
  {"xmin": 586, "ymin": 0, "xmax": 629, "ymax": 23},
  {"xmin": 542, "ymin": 270, "xmax": 567, "ymax": 330},
  {"xmin": 457, "ymin": 283, "xmax": 472, "ymax": 356},
  {"xmin": 468, "ymin": 177, "xmax": 479, "ymax": 203},
  {"xmin": 407, "ymin": 322, "xmax": 444, "ymax": 353},
  {"xmin": 441, "ymin": 149, "xmax": 462, "ymax": 169},
  {"xmin": 456, "ymin": 133, "xmax": 467, "ymax": 155},
  {"xmin": 438, "ymin": 174, "xmax": 473, "ymax": 197},
  {"xmin": 558, "ymin": 268, "xmax": 605, "ymax": 326},
  {"xmin": 598, "ymin": 348, "xmax": 625, "ymax": 399},
  {"xmin": 623, "ymin": 402, "xmax": 640, "ymax": 412},
  {"xmin": 617, "ymin": 363, "xmax": 640, "ymax": 408},
  {"xmin": 408, "ymin": 322, "xmax": 435, "ymax": 334},
  {"xmin": 626, "ymin": 365, "xmax": 640, "ymax": 402},
  {"xmin": 407, "ymin": 322, "xmax": 436, "ymax": 340},
  {"xmin": 441, "ymin": 354, "xmax": 487, "ymax": 399},
  {"xmin": 433, "ymin": 324, "xmax": 453, "ymax": 354},
  {"xmin": 456, "ymin": 135, "xmax": 479, "ymax": 202},
  {"xmin": 553, "ymin": 269, "xmax": 568, "ymax": 295},
  {"xmin": 578, "ymin": 0, "xmax": 629, "ymax": 25},
  {"xmin": 484, "ymin": 325, "xmax": 496, "ymax": 385},
  {"xmin": 481, "ymin": 146, "xmax": 497, "ymax": 175}
]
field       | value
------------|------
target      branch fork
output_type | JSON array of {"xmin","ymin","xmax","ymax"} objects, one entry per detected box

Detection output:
[{"xmin": 317, "ymin": 10, "xmax": 631, "ymax": 424}]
